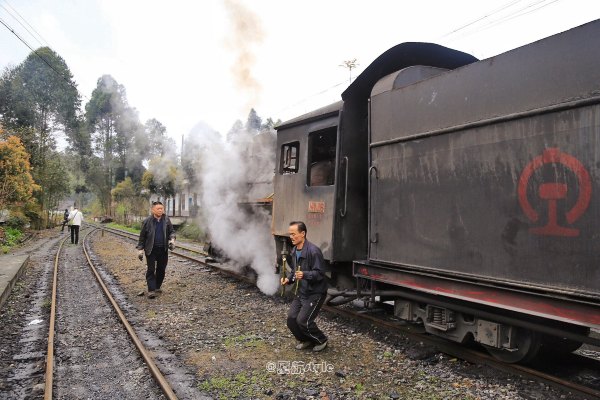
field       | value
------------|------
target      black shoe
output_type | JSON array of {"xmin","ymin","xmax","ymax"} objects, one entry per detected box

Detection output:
[
  {"xmin": 295, "ymin": 341, "xmax": 313, "ymax": 350},
  {"xmin": 313, "ymin": 341, "xmax": 328, "ymax": 352}
]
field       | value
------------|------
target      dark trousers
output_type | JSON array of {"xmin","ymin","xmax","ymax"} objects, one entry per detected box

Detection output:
[
  {"xmin": 146, "ymin": 246, "xmax": 168, "ymax": 291},
  {"xmin": 287, "ymin": 293, "xmax": 327, "ymax": 344},
  {"xmin": 61, "ymin": 220, "xmax": 68, "ymax": 232},
  {"xmin": 70, "ymin": 225, "xmax": 80, "ymax": 244}
]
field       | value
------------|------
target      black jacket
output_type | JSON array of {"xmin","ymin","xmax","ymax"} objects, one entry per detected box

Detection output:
[
  {"xmin": 136, "ymin": 215, "xmax": 175, "ymax": 255},
  {"xmin": 286, "ymin": 240, "xmax": 328, "ymax": 296}
]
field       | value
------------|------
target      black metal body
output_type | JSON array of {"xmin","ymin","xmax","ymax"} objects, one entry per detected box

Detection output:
[
  {"xmin": 273, "ymin": 43, "xmax": 476, "ymax": 265},
  {"xmin": 274, "ymin": 20, "xmax": 600, "ymax": 338},
  {"xmin": 362, "ymin": 21, "xmax": 600, "ymax": 332}
]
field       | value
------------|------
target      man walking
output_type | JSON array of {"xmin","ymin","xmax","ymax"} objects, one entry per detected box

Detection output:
[
  {"xmin": 67, "ymin": 206, "xmax": 83, "ymax": 244},
  {"xmin": 136, "ymin": 201, "xmax": 175, "ymax": 299},
  {"xmin": 60, "ymin": 208, "xmax": 69, "ymax": 233},
  {"xmin": 280, "ymin": 221, "xmax": 329, "ymax": 352}
]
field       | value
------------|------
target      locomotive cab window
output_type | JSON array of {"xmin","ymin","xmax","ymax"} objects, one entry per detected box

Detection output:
[
  {"xmin": 308, "ymin": 127, "xmax": 337, "ymax": 186},
  {"xmin": 280, "ymin": 142, "xmax": 300, "ymax": 174}
]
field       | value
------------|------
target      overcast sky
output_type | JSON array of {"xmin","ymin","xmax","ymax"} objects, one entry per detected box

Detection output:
[{"xmin": 1, "ymin": 0, "xmax": 599, "ymax": 146}]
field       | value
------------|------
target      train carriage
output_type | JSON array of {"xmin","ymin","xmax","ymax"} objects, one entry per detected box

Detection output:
[{"xmin": 273, "ymin": 20, "xmax": 600, "ymax": 362}]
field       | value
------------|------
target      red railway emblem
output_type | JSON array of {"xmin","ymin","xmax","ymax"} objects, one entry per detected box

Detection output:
[{"xmin": 517, "ymin": 148, "xmax": 591, "ymax": 237}]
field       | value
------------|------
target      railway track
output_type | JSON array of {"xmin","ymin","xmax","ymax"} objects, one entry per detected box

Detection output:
[
  {"xmin": 99, "ymin": 224, "xmax": 600, "ymax": 399},
  {"xmin": 43, "ymin": 227, "xmax": 179, "ymax": 399}
]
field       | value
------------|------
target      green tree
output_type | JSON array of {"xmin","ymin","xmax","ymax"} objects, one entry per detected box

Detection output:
[
  {"xmin": 0, "ymin": 48, "xmax": 80, "ymax": 213},
  {"xmin": 39, "ymin": 152, "xmax": 71, "ymax": 226},
  {"xmin": 182, "ymin": 122, "xmax": 219, "ymax": 187},
  {"xmin": 111, "ymin": 177, "xmax": 139, "ymax": 224},
  {"xmin": 138, "ymin": 118, "xmax": 168, "ymax": 159},
  {"xmin": 226, "ymin": 119, "xmax": 244, "ymax": 142},
  {"xmin": 68, "ymin": 118, "xmax": 93, "ymax": 173},
  {"xmin": 141, "ymin": 157, "xmax": 182, "ymax": 215},
  {"xmin": 85, "ymin": 75, "xmax": 141, "ymax": 215},
  {"xmin": 245, "ymin": 108, "xmax": 262, "ymax": 133},
  {"xmin": 261, "ymin": 117, "xmax": 281, "ymax": 131}
]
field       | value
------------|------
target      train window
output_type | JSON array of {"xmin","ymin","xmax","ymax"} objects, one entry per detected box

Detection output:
[
  {"xmin": 308, "ymin": 127, "xmax": 337, "ymax": 186},
  {"xmin": 280, "ymin": 142, "xmax": 300, "ymax": 174}
]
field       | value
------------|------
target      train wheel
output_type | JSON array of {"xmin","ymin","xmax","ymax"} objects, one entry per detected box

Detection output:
[
  {"xmin": 485, "ymin": 328, "xmax": 542, "ymax": 363},
  {"xmin": 539, "ymin": 335, "xmax": 583, "ymax": 357}
]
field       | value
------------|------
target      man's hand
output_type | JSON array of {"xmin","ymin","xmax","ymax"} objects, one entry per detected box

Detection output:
[
  {"xmin": 168, "ymin": 239, "xmax": 175, "ymax": 251},
  {"xmin": 280, "ymin": 277, "xmax": 289, "ymax": 286},
  {"xmin": 138, "ymin": 250, "xmax": 144, "ymax": 261},
  {"xmin": 295, "ymin": 270, "xmax": 304, "ymax": 280}
]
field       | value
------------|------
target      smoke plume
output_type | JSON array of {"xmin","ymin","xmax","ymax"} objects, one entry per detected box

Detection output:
[{"xmin": 222, "ymin": 0, "xmax": 264, "ymax": 110}]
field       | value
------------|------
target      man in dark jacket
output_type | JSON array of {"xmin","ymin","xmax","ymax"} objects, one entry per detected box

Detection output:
[
  {"xmin": 136, "ymin": 201, "xmax": 176, "ymax": 298},
  {"xmin": 280, "ymin": 221, "xmax": 329, "ymax": 352},
  {"xmin": 60, "ymin": 208, "xmax": 69, "ymax": 232}
]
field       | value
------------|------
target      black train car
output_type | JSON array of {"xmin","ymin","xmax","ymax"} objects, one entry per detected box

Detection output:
[{"xmin": 274, "ymin": 20, "xmax": 600, "ymax": 362}]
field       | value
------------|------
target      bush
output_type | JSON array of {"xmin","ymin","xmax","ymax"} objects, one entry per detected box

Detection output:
[
  {"xmin": 131, "ymin": 221, "xmax": 142, "ymax": 231},
  {"xmin": 178, "ymin": 222, "xmax": 205, "ymax": 241},
  {"xmin": 5, "ymin": 213, "xmax": 29, "ymax": 229},
  {"xmin": 0, "ymin": 226, "xmax": 23, "ymax": 253},
  {"xmin": 23, "ymin": 200, "xmax": 42, "ymax": 229}
]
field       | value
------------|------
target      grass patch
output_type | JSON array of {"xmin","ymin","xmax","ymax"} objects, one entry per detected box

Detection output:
[
  {"xmin": 42, "ymin": 298, "xmax": 52, "ymax": 310},
  {"xmin": 198, "ymin": 372, "xmax": 269, "ymax": 399},
  {"xmin": 223, "ymin": 334, "xmax": 264, "ymax": 349},
  {"xmin": 106, "ymin": 222, "xmax": 140, "ymax": 234},
  {"xmin": 354, "ymin": 382, "xmax": 366, "ymax": 395}
]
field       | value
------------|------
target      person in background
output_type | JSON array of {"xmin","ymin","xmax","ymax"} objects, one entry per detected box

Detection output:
[
  {"xmin": 136, "ymin": 201, "xmax": 176, "ymax": 299},
  {"xmin": 67, "ymin": 206, "xmax": 83, "ymax": 244},
  {"xmin": 280, "ymin": 221, "xmax": 329, "ymax": 352},
  {"xmin": 61, "ymin": 208, "xmax": 69, "ymax": 233}
]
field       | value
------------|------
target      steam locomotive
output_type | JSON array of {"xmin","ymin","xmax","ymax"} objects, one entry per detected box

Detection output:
[{"xmin": 272, "ymin": 20, "xmax": 600, "ymax": 363}]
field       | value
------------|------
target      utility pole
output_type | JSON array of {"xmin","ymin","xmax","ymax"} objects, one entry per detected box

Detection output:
[{"xmin": 339, "ymin": 58, "xmax": 359, "ymax": 83}]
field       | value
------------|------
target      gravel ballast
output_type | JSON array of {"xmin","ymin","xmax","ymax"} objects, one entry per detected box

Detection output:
[{"xmin": 90, "ymin": 231, "xmax": 591, "ymax": 400}]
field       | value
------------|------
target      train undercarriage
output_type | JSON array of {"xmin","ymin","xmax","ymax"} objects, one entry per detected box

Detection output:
[{"xmin": 324, "ymin": 263, "xmax": 598, "ymax": 364}]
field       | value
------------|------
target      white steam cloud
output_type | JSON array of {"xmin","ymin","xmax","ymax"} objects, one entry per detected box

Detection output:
[{"xmin": 189, "ymin": 124, "xmax": 278, "ymax": 295}]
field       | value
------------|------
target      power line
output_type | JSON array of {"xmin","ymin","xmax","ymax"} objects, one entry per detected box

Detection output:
[
  {"xmin": 0, "ymin": 0, "xmax": 49, "ymax": 48},
  {"xmin": 440, "ymin": 0, "xmax": 524, "ymax": 39},
  {"xmin": 0, "ymin": 16, "xmax": 79, "ymax": 94},
  {"xmin": 282, "ymin": 1, "xmax": 561, "ymax": 119},
  {"xmin": 4, "ymin": 0, "xmax": 50, "ymax": 46},
  {"xmin": 273, "ymin": 79, "xmax": 351, "ymax": 117},
  {"xmin": 478, "ymin": 0, "xmax": 561, "ymax": 31},
  {"xmin": 441, "ymin": 0, "xmax": 562, "ymax": 43}
]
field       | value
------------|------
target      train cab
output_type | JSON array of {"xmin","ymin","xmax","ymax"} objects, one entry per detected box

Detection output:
[
  {"xmin": 272, "ymin": 97, "xmax": 372, "ymax": 289},
  {"xmin": 274, "ymin": 102, "xmax": 341, "ymax": 274}
]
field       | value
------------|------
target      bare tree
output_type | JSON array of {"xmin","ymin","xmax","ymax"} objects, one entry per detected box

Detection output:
[{"xmin": 339, "ymin": 58, "xmax": 359, "ymax": 83}]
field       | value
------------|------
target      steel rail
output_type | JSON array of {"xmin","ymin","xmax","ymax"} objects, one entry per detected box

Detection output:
[
  {"xmin": 43, "ymin": 234, "xmax": 68, "ymax": 400},
  {"xmin": 322, "ymin": 305, "xmax": 600, "ymax": 399},
  {"xmin": 96, "ymin": 226, "xmax": 247, "ymax": 281},
  {"xmin": 82, "ymin": 229, "xmax": 178, "ymax": 400},
  {"xmin": 44, "ymin": 227, "xmax": 178, "ymax": 399},
  {"xmin": 98, "ymin": 225, "xmax": 208, "ymax": 256},
  {"xmin": 99, "ymin": 225, "xmax": 600, "ymax": 399}
]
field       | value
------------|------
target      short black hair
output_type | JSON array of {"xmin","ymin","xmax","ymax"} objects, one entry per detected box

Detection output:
[
  {"xmin": 152, "ymin": 201, "xmax": 163, "ymax": 206},
  {"xmin": 289, "ymin": 221, "xmax": 307, "ymax": 234}
]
